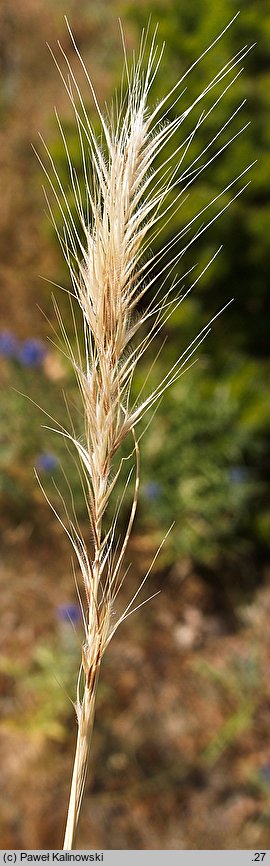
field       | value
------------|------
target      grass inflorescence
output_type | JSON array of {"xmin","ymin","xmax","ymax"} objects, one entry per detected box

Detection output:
[{"xmin": 36, "ymin": 17, "xmax": 252, "ymax": 848}]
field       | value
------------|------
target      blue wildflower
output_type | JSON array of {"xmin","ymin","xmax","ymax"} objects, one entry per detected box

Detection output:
[
  {"xmin": 17, "ymin": 338, "xmax": 47, "ymax": 367},
  {"xmin": 57, "ymin": 603, "xmax": 81, "ymax": 625},
  {"xmin": 0, "ymin": 330, "xmax": 18, "ymax": 358},
  {"xmin": 260, "ymin": 764, "xmax": 270, "ymax": 784},
  {"xmin": 142, "ymin": 480, "xmax": 162, "ymax": 500},
  {"xmin": 229, "ymin": 466, "xmax": 248, "ymax": 484},
  {"xmin": 35, "ymin": 452, "xmax": 59, "ymax": 473}
]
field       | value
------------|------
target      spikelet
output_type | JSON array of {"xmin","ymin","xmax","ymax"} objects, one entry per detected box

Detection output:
[{"xmin": 36, "ymin": 18, "xmax": 252, "ymax": 848}]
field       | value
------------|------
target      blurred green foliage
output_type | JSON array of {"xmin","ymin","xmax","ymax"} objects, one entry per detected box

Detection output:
[
  {"xmin": 125, "ymin": 0, "xmax": 269, "ymax": 356},
  {"xmin": 0, "ymin": 350, "xmax": 85, "ymax": 526},
  {"xmin": 120, "ymin": 0, "xmax": 270, "ymax": 579},
  {"xmin": 193, "ymin": 649, "xmax": 261, "ymax": 765},
  {"xmin": 0, "ymin": 626, "xmax": 79, "ymax": 741},
  {"xmin": 139, "ymin": 354, "xmax": 270, "ymax": 571}
]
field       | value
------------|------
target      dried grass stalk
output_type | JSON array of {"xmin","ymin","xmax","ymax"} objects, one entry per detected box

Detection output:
[{"xmin": 36, "ymin": 17, "xmax": 252, "ymax": 849}]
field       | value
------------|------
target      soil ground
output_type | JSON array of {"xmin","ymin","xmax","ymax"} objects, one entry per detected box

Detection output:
[{"xmin": 1, "ymin": 519, "xmax": 270, "ymax": 849}]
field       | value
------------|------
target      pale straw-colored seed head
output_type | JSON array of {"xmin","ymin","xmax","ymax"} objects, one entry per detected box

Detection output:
[
  {"xmin": 37, "ymin": 15, "xmax": 252, "ymax": 699},
  {"xmin": 35, "ymin": 19, "xmax": 253, "ymax": 848}
]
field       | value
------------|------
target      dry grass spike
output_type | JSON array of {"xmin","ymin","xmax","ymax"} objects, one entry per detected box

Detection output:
[{"xmin": 35, "ymin": 16, "xmax": 253, "ymax": 849}]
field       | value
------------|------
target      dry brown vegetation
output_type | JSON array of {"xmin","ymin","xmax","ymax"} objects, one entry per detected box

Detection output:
[
  {"xmin": 0, "ymin": 0, "xmax": 122, "ymax": 335},
  {"xmin": 1, "ymin": 523, "xmax": 270, "ymax": 848}
]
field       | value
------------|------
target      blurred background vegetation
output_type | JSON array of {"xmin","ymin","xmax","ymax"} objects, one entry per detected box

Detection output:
[{"xmin": 0, "ymin": 0, "xmax": 270, "ymax": 850}]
